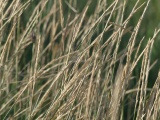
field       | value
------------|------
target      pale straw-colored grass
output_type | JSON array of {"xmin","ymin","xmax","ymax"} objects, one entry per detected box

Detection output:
[{"xmin": 0, "ymin": 0, "xmax": 160, "ymax": 120}]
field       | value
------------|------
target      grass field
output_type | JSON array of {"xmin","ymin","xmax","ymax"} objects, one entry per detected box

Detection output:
[{"xmin": 0, "ymin": 0, "xmax": 160, "ymax": 119}]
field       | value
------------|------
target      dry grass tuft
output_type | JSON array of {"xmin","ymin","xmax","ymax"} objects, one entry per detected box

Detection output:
[{"xmin": 0, "ymin": 0, "xmax": 160, "ymax": 119}]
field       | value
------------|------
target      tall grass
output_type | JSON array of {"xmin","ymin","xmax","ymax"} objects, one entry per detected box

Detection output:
[{"xmin": 0, "ymin": 0, "xmax": 160, "ymax": 119}]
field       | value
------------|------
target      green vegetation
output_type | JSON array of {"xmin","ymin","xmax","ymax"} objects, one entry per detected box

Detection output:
[{"xmin": 0, "ymin": 0, "xmax": 160, "ymax": 119}]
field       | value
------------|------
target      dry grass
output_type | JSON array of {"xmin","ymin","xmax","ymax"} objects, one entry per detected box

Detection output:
[{"xmin": 0, "ymin": 0, "xmax": 160, "ymax": 119}]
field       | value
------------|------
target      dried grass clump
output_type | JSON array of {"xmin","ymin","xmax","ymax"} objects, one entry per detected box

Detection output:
[{"xmin": 0, "ymin": 0, "xmax": 160, "ymax": 119}]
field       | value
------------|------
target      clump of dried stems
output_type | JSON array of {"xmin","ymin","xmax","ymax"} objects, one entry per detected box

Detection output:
[{"xmin": 0, "ymin": 0, "xmax": 160, "ymax": 119}]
